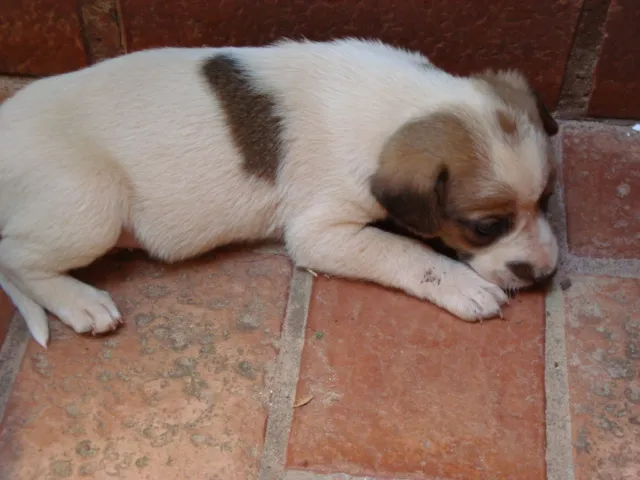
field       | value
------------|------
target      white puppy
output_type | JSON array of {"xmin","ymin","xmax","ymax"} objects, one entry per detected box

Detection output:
[{"xmin": 0, "ymin": 38, "xmax": 559, "ymax": 347}]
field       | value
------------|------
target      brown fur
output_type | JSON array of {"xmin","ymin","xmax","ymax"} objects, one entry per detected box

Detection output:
[
  {"xmin": 202, "ymin": 54, "xmax": 284, "ymax": 182},
  {"xmin": 474, "ymin": 70, "xmax": 559, "ymax": 137},
  {"xmin": 496, "ymin": 109, "xmax": 518, "ymax": 136},
  {"xmin": 370, "ymin": 111, "xmax": 519, "ymax": 252}
]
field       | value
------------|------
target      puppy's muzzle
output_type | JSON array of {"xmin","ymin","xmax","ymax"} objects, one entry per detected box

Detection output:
[{"xmin": 507, "ymin": 261, "xmax": 557, "ymax": 287}]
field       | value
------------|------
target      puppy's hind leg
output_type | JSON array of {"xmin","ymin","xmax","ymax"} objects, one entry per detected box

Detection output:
[
  {"xmin": 0, "ymin": 272, "xmax": 49, "ymax": 347},
  {"xmin": 0, "ymin": 157, "xmax": 131, "ymax": 345}
]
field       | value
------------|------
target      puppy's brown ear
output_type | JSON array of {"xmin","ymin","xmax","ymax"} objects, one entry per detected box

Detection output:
[
  {"xmin": 475, "ymin": 69, "xmax": 559, "ymax": 137},
  {"xmin": 370, "ymin": 113, "xmax": 477, "ymax": 236},
  {"xmin": 371, "ymin": 167, "xmax": 448, "ymax": 236},
  {"xmin": 532, "ymin": 90, "xmax": 559, "ymax": 136}
]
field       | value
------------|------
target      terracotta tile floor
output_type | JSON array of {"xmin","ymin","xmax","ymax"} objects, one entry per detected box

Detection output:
[
  {"xmin": 0, "ymin": 249, "xmax": 292, "ymax": 480},
  {"xmin": 0, "ymin": 84, "xmax": 638, "ymax": 480}
]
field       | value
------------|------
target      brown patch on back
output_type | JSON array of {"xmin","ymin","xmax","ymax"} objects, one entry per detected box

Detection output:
[
  {"xmin": 370, "ymin": 111, "xmax": 517, "ymax": 241},
  {"xmin": 475, "ymin": 70, "xmax": 559, "ymax": 137},
  {"xmin": 202, "ymin": 54, "xmax": 284, "ymax": 182}
]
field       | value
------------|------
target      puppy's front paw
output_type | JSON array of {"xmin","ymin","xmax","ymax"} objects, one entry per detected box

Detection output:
[
  {"xmin": 57, "ymin": 286, "xmax": 123, "ymax": 335},
  {"xmin": 426, "ymin": 264, "xmax": 508, "ymax": 321}
]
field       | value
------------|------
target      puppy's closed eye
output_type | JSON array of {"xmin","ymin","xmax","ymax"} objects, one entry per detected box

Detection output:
[{"xmin": 459, "ymin": 216, "xmax": 512, "ymax": 247}]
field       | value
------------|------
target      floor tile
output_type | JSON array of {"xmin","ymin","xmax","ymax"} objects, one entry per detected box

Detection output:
[
  {"xmin": 562, "ymin": 124, "xmax": 640, "ymax": 259},
  {"xmin": 287, "ymin": 277, "xmax": 546, "ymax": 479},
  {"xmin": 0, "ymin": 249, "xmax": 291, "ymax": 479},
  {"xmin": 564, "ymin": 276, "xmax": 640, "ymax": 480}
]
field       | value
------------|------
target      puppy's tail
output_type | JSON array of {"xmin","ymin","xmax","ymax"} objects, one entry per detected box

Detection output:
[{"xmin": 0, "ymin": 271, "xmax": 49, "ymax": 348}]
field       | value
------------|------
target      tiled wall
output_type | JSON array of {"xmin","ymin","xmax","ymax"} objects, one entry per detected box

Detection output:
[{"xmin": 0, "ymin": 0, "xmax": 638, "ymax": 118}]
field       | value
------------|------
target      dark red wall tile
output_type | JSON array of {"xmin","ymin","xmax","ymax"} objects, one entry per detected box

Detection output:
[
  {"xmin": 589, "ymin": 0, "xmax": 640, "ymax": 118},
  {"xmin": 0, "ymin": 0, "xmax": 87, "ymax": 75},
  {"xmin": 121, "ymin": 0, "xmax": 583, "ymax": 108},
  {"xmin": 0, "ymin": 291, "xmax": 14, "ymax": 349}
]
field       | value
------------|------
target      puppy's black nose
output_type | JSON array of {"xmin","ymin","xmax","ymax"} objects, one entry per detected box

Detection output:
[
  {"xmin": 508, "ymin": 262, "xmax": 557, "ymax": 285},
  {"xmin": 508, "ymin": 262, "xmax": 535, "ymax": 283}
]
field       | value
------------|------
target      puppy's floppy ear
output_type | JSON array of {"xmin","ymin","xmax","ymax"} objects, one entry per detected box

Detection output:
[
  {"xmin": 370, "ymin": 112, "xmax": 477, "ymax": 236},
  {"xmin": 532, "ymin": 90, "xmax": 559, "ymax": 136},
  {"xmin": 475, "ymin": 69, "xmax": 559, "ymax": 137}
]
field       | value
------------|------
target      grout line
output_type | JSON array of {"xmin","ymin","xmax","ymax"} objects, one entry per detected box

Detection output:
[
  {"xmin": 115, "ymin": 0, "xmax": 128, "ymax": 54},
  {"xmin": 563, "ymin": 255, "xmax": 640, "ymax": 278},
  {"xmin": 544, "ymin": 282, "xmax": 575, "ymax": 480},
  {"xmin": 545, "ymin": 128, "xmax": 575, "ymax": 480},
  {"xmin": 556, "ymin": 0, "xmax": 610, "ymax": 117},
  {"xmin": 549, "ymin": 126, "xmax": 570, "ymax": 260},
  {"xmin": 0, "ymin": 314, "xmax": 30, "ymax": 421},
  {"xmin": 259, "ymin": 268, "xmax": 314, "ymax": 480}
]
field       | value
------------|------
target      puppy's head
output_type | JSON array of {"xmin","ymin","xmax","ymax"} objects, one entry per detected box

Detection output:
[{"xmin": 370, "ymin": 69, "xmax": 559, "ymax": 290}]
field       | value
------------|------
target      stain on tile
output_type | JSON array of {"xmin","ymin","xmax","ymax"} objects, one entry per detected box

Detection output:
[
  {"xmin": 287, "ymin": 277, "xmax": 546, "ymax": 479},
  {"xmin": 565, "ymin": 276, "xmax": 640, "ymax": 480},
  {"xmin": 0, "ymin": 249, "xmax": 291, "ymax": 479},
  {"xmin": 563, "ymin": 123, "xmax": 640, "ymax": 259}
]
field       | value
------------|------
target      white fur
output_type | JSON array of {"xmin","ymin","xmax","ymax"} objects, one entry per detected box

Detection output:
[{"xmin": 0, "ymin": 38, "xmax": 556, "ymax": 347}]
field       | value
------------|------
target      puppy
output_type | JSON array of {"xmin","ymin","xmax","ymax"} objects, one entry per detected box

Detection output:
[{"xmin": 0, "ymin": 38, "xmax": 559, "ymax": 347}]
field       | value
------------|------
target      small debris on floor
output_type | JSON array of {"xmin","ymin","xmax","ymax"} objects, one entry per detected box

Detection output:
[
  {"xmin": 306, "ymin": 268, "xmax": 318, "ymax": 277},
  {"xmin": 315, "ymin": 331, "xmax": 324, "ymax": 340},
  {"xmin": 560, "ymin": 277, "xmax": 573, "ymax": 291},
  {"xmin": 631, "ymin": 123, "xmax": 640, "ymax": 132},
  {"xmin": 293, "ymin": 395, "xmax": 314, "ymax": 408}
]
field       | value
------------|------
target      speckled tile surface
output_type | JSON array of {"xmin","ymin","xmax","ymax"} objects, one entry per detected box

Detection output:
[
  {"xmin": 564, "ymin": 276, "xmax": 640, "ymax": 480},
  {"xmin": 0, "ymin": 249, "xmax": 291, "ymax": 479},
  {"xmin": 287, "ymin": 277, "xmax": 546, "ymax": 479},
  {"xmin": 562, "ymin": 123, "xmax": 640, "ymax": 259}
]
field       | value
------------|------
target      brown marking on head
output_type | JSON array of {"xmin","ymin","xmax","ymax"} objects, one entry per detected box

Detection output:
[
  {"xmin": 497, "ymin": 109, "xmax": 517, "ymax": 136},
  {"xmin": 474, "ymin": 69, "xmax": 559, "ymax": 137},
  {"xmin": 202, "ymin": 54, "xmax": 284, "ymax": 182},
  {"xmin": 370, "ymin": 111, "xmax": 518, "ymax": 252}
]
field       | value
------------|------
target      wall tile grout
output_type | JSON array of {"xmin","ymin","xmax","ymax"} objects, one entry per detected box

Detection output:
[
  {"xmin": 556, "ymin": 0, "xmax": 610, "ymax": 118},
  {"xmin": 0, "ymin": 314, "xmax": 30, "ymax": 422},
  {"xmin": 259, "ymin": 268, "xmax": 314, "ymax": 480}
]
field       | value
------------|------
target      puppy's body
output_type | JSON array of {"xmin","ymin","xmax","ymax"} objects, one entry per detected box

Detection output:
[{"xmin": 0, "ymin": 39, "xmax": 559, "ymax": 346}]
